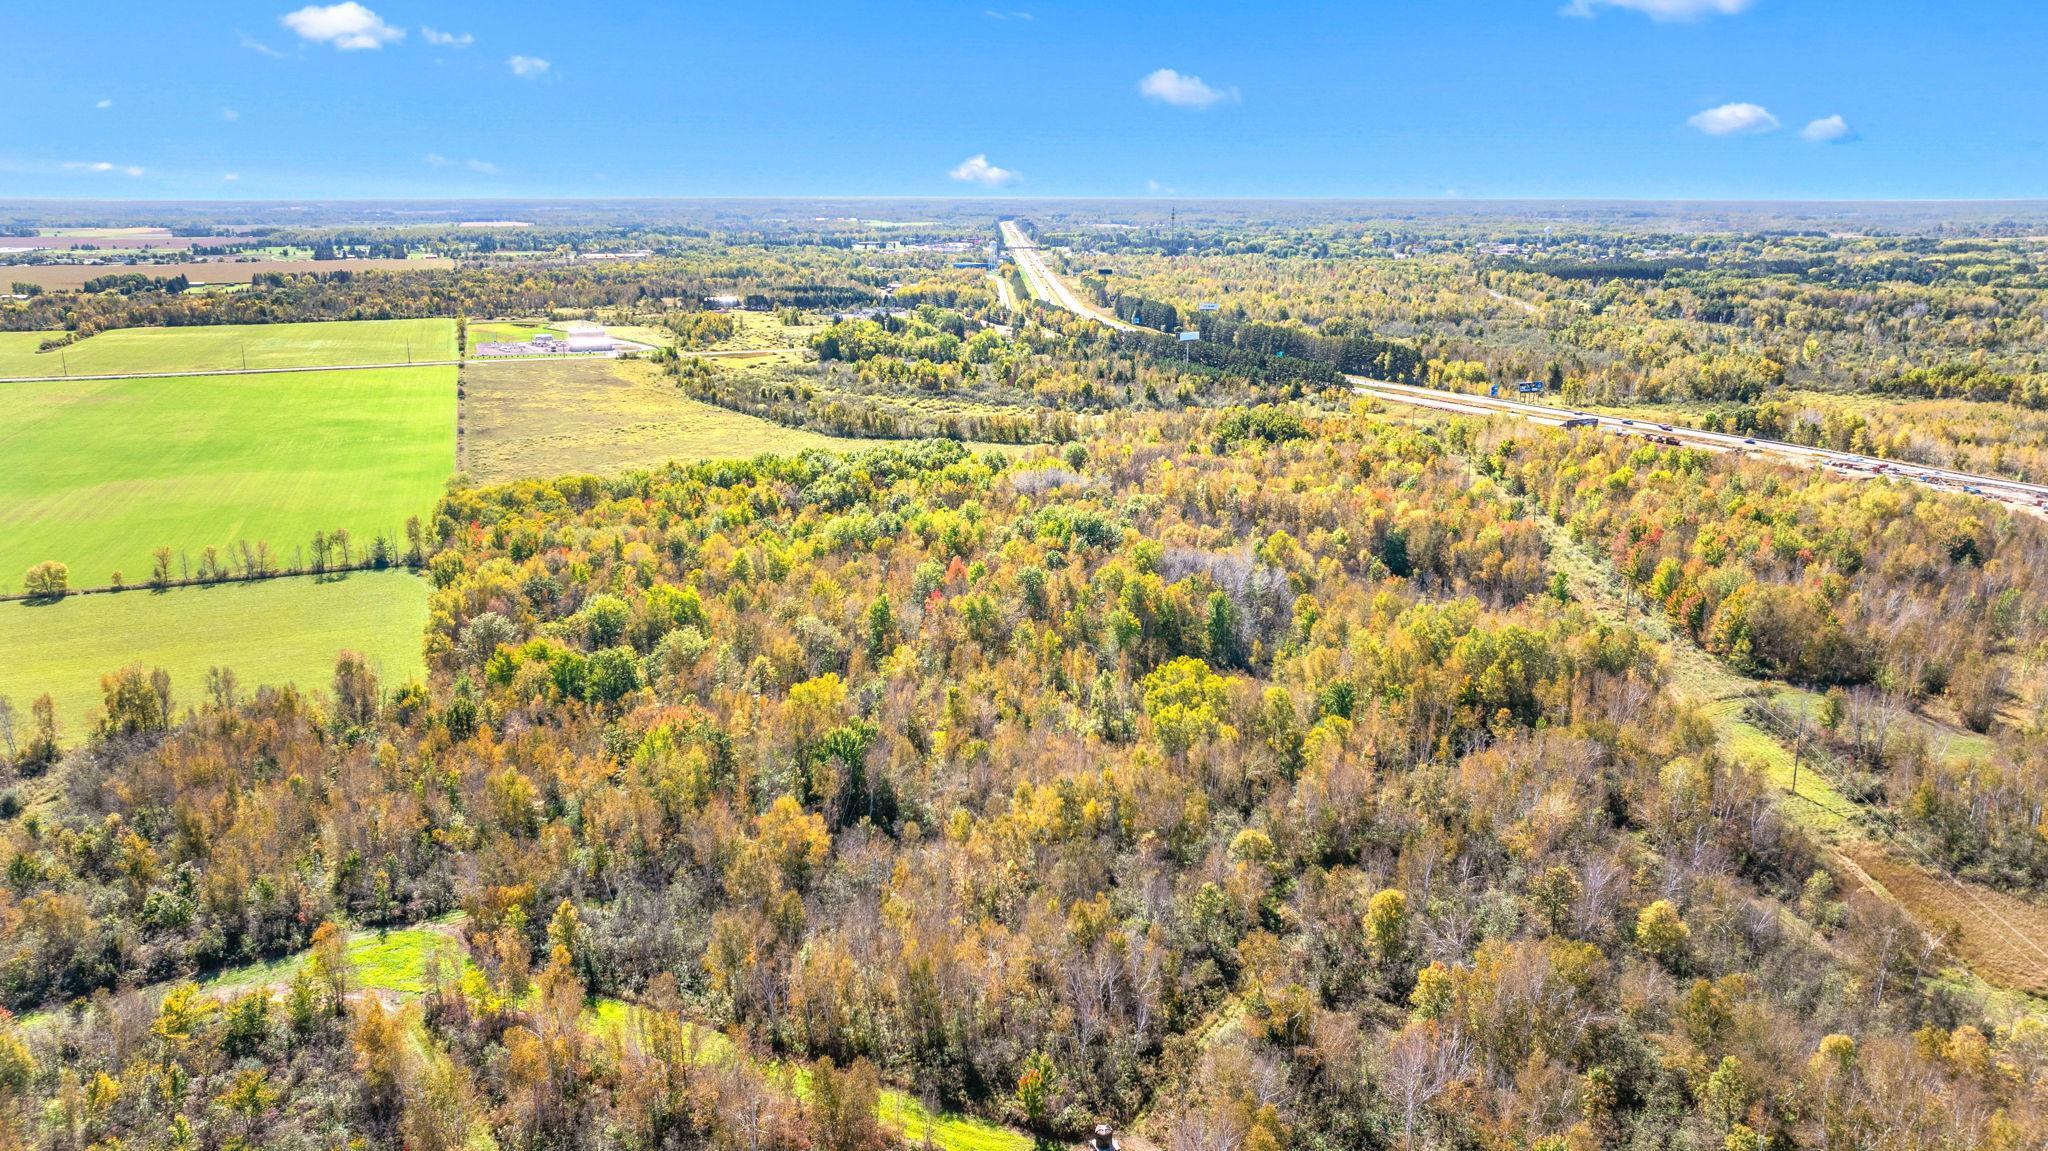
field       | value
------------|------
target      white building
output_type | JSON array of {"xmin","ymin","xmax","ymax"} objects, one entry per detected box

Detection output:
[{"xmin": 562, "ymin": 321, "xmax": 614, "ymax": 353}]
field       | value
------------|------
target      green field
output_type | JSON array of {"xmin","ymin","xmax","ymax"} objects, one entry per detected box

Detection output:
[
  {"xmin": 0, "ymin": 570, "xmax": 430, "ymax": 736},
  {"xmin": 0, "ymin": 318, "xmax": 456, "ymax": 379},
  {"xmin": 3, "ymin": 366, "xmax": 454, "ymax": 585},
  {"xmin": 463, "ymin": 356, "xmax": 890, "ymax": 482}
]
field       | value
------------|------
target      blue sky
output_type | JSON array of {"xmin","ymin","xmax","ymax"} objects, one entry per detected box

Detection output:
[{"xmin": 4, "ymin": 0, "xmax": 2043, "ymax": 201}]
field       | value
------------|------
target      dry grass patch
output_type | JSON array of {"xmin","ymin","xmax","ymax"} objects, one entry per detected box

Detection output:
[{"xmin": 460, "ymin": 356, "xmax": 892, "ymax": 482}]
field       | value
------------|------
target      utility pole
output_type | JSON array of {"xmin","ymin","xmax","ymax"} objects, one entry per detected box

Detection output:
[{"xmin": 1788, "ymin": 704, "xmax": 1807, "ymax": 797}]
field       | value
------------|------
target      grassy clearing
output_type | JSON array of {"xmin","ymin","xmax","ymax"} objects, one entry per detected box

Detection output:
[
  {"xmin": 716, "ymin": 310, "xmax": 823, "ymax": 350},
  {"xmin": 1532, "ymin": 503, "xmax": 2048, "ymax": 1006},
  {"xmin": 0, "ymin": 318, "xmax": 456, "ymax": 378},
  {"xmin": 462, "ymin": 357, "xmax": 892, "ymax": 482},
  {"xmin": 48, "ymin": 909, "xmax": 1029, "ymax": 1151},
  {"xmin": 200, "ymin": 917, "xmax": 464, "ymax": 998},
  {"xmin": 1540, "ymin": 515, "xmax": 1858, "ymax": 838},
  {"xmin": 0, "ymin": 570, "xmax": 430, "ymax": 736},
  {"xmin": 1768, "ymin": 684, "xmax": 1998, "ymax": 766},
  {"xmin": 603, "ymin": 324, "xmax": 675, "ymax": 349},
  {"xmin": 2, "ymin": 366, "xmax": 453, "ymax": 585},
  {"xmin": 778, "ymin": 1061, "xmax": 1031, "ymax": 1151}
]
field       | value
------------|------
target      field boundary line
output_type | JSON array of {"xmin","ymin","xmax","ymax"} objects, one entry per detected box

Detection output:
[{"xmin": 0, "ymin": 359, "xmax": 463, "ymax": 384}]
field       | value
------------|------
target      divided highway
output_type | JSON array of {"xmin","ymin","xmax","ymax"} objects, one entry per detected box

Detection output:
[
  {"xmin": 999, "ymin": 220, "xmax": 1135, "ymax": 331},
  {"xmin": 1346, "ymin": 376, "xmax": 2048, "ymax": 519},
  {"xmin": 995, "ymin": 218, "xmax": 2047, "ymax": 520}
]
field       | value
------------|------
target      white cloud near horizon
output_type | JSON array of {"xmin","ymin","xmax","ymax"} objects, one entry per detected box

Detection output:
[
  {"xmin": 1138, "ymin": 68, "xmax": 1238, "ymax": 109},
  {"xmin": 65, "ymin": 161, "xmax": 145, "ymax": 177},
  {"xmin": 508, "ymin": 55, "xmax": 550, "ymax": 78},
  {"xmin": 1688, "ymin": 102, "xmax": 1779, "ymax": 135},
  {"xmin": 422, "ymin": 27, "xmax": 473, "ymax": 47},
  {"xmin": 281, "ymin": 3, "xmax": 404, "ymax": 50},
  {"xmin": 95, "ymin": 98, "xmax": 113, "ymax": 109},
  {"xmin": 425, "ymin": 153, "xmax": 500, "ymax": 174},
  {"xmin": 949, "ymin": 154, "xmax": 1019, "ymax": 186},
  {"xmin": 1801, "ymin": 114, "xmax": 1855, "ymax": 143},
  {"xmin": 1564, "ymin": 0, "xmax": 1752, "ymax": 19}
]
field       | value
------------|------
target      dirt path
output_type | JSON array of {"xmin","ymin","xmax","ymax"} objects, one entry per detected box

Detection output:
[
  {"xmin": 1847, "ymin": 847, "xmax": 2048, "ymax": 995},
  {"xmin": 1536, "ymin": 515, "xmax": 2048, "ymax": 1005}
]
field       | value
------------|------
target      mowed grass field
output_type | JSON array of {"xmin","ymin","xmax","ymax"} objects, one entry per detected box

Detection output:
[
  {"xmin": 2, "ymin": 365, "xmax": 455, "ymax": 586},
  {"xmin": 0, "ymin": 317, "xmax": 455, "ymax": 379},
  {"xmin": 0, "ymin": 571, "xmax": 430, "ymax": 736},
  {"xmin": 462, "ymin": 356, "xmax": 891, "ymax": 482}
]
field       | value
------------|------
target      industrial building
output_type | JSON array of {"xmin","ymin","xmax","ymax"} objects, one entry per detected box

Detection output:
[{"xmin": 561, "ymin": 321, "xmax": 614, "ymax": 352}]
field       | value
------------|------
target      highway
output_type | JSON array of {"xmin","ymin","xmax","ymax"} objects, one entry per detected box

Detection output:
[
  {"xmin": 998, "ymin": 219, "xmax": 1135, "ymax": 331},
  {"xmin": 1346, "ymin": 375, "xmax": 2048, "ymax": 518},
  {"xmin": 994, "ymin": 217, "xmax": 2048, "ymax": 519}
]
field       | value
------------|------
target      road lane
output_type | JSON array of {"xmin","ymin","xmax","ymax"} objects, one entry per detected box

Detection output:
[
  {"xmin": 1347, "ymin": 375, "xmax": 2048, "ymax": 518},
  {"xmin": 999, "ymin": 220, "xmax": 1135, "ymax": 331},
  {"xmin": 993, "ymin": 216, "xmax": 2047, "ymax": 519}
]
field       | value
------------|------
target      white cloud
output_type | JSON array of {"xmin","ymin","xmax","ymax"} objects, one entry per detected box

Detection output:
[
  {"xmin": 280, "ymin": 3, "xmax": 403, "ymax": 51},
  {"xmin": 426, "ymin": 153, "xmax": 500, "ymax": 174},
  {"xmin": 223, "ymin": 172, "xmax": 241, "ymax": 182},
  {"xmin": 1800, "ymin": 114, "xmax": 1855, "ymax": 144},
  {"xmin": 507, "ymin": 54, "xmax": 550, "ymax": 78},
  {"xmin": 949, "ymin": 154, "xmax": 1019, "ymax": 187},
  {"xmin": 422, "ymin": 26, "xmax": 474, "ymax": 47},
  {"xmin": 983, "ymin": 9, "xmax": 1033, "ymax": 19},
  {"xmin": 65, "ymin": 161, "xmax": 144, "ymax": 176},
  {"xmin": 1145, "ymin": 179, "xmax": 1176, "ymax": 195},
  {"xmin": 1687, "ymin": 102, "xmax": 1779, "ymax": 136},
  {"xmin": 239, "ymin": 33, "xmax": 287, "ymax": 58},
  {"xmin": 95, "ymin": 98, "xmax": 113, "ymax": 109},
  {"xmin": 1138, "ymin": 68, "xmax": 1239, "ymax": 109},
  {"xmin": 1564, "ymin": 0, "xmax": 1752, "ymax": 19},
  {"xmin": 222, "ymin": 107, "xmax": 241, "ymax": 121}
]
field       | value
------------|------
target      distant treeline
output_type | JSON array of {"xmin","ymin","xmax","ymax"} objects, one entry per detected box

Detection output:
[
  {"xmin": 1494, "ymin": 257, "xmax": 1706, "ymax": 281},
  {"xmin": 1872, "ymin": 362, "xmax": 2048, "ymax": 409},
  {"xmin": 80, "ymin": 272, "xmax": 191, "ymax": 296},
  {"xmin": 1107, "ymin": 300, "xmax": 1423, "ymax": 385},
  {"xmin": 0, "ymin": 265, "xmax": 882, "ymax": 335}
]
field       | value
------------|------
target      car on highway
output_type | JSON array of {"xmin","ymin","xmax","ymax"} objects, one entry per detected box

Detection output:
[{"xmin": 1743, "ymin": 438, "xmax": 1758, "ymax": 444}]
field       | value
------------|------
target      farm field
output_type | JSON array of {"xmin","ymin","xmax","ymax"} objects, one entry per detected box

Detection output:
[
  {"xmin": 461, "ymin": 356, "xmax": 891, "ymax": 481},
  {"xmin": 0, "ymin": 570, "xmax": 430, "ymax": 737},
  {"xmin": 0, "ymin": 233, "xmax": 197, "ymax": 251},
  {"xmin": 2, "ymin": 257, "xmax": 453, "ymax": 292},
  {"xmin": 2, "ymin": 365, "xmax": 454, "ymax": 585},
  {"xmin": 0, "ymin": 316, "xmax": 456, "ymax": 378}
]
